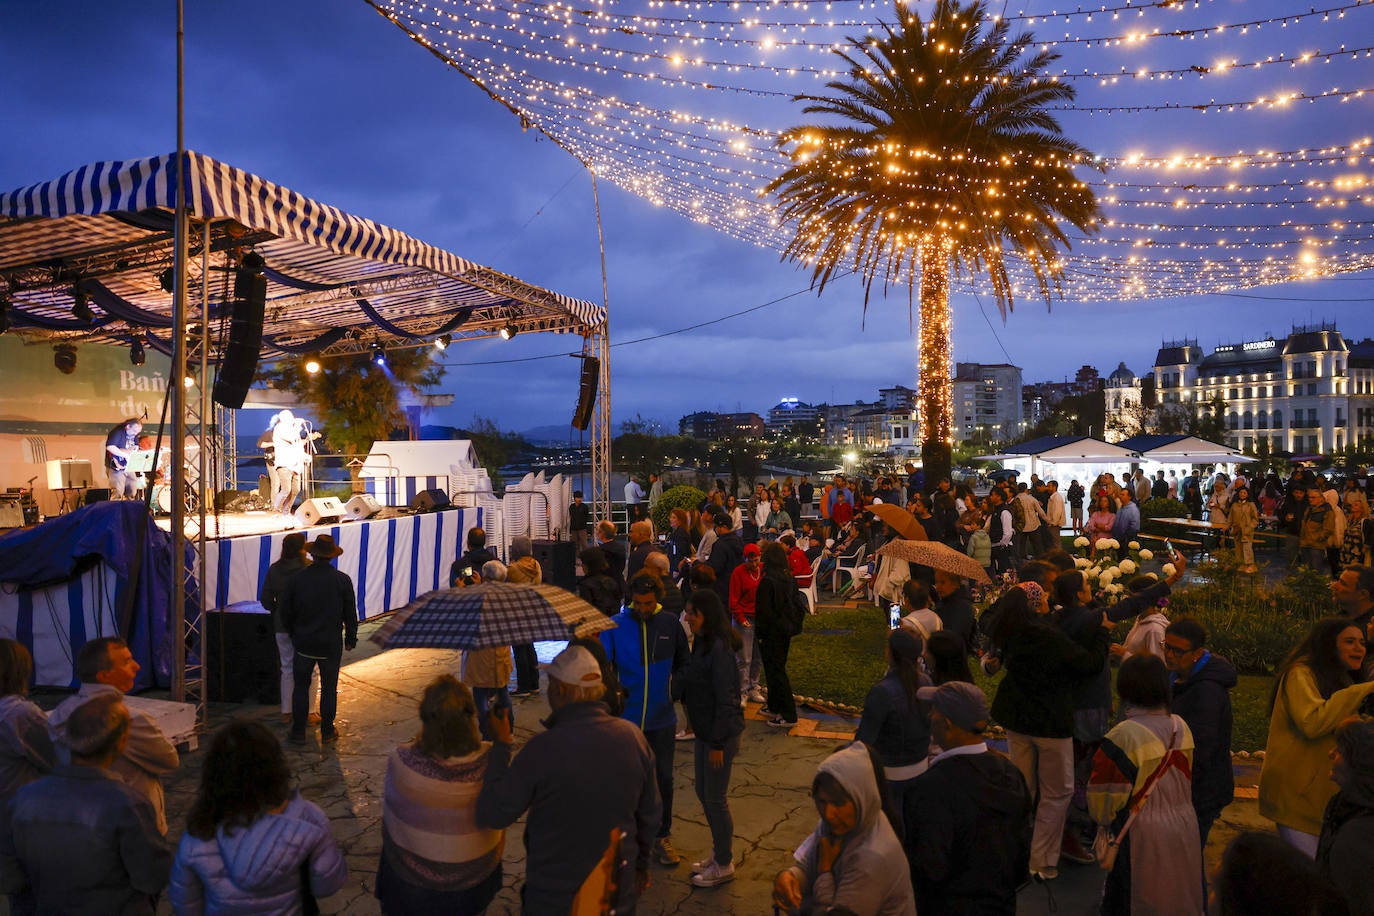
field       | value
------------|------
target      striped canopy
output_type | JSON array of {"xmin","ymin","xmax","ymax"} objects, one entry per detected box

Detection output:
[{"xmin": 0, "ymin": 152, "xmax": 605, "ymax": 355}]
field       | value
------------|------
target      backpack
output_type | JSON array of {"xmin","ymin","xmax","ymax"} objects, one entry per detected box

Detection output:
[
  {"xmin": 787, "ymin": 586, "xmax": 809, "ymax": 636},
  {"xmin": 1008, "ymin": 495, "xmax": 1028, "ymax": 533}
]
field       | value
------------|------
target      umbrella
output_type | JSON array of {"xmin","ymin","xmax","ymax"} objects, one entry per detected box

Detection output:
[
  {"xmin": 868, "ymin": 502, "xmax": 927, "ymax": 542},
  {"xmin": 876, "ymin": 540, "xmax": 990, "ymax": 584},
  {"xmin": 371, "ymin": 582, "xmax": 616, "ymax": 651}
]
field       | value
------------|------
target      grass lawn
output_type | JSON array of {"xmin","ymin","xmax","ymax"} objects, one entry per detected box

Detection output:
[{"xmin": 787, "ymin": 603, "xmax": 1276, "ymax": 752}]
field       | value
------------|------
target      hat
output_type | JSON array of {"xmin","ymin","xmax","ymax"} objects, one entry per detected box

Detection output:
[
  {"xmin": 307, "ymin": 534, "xmax": 343, "ymax": 559},
  {"xmin": 510, "ymin": 536, "xmax": 534, "ymax": 560},
  {"xmin": 547, "ymin": 646, "xmax": 603, "ymax": 688},
  {"xmin": 917, "ymin": 681, "xmax": 991, "ymax": 733},
  {"xmin": 713, "ymin": 511, "xmax": 732, "ymax": 528},
  {"xmin": 743, "ymin": 543, "xmax": 761, "ymax": 557}
]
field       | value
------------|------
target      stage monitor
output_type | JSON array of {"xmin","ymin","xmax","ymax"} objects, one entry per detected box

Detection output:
[
  {"xmin": 344, "ymin": 494, "xmax": 383, "ymax": 521},
  {"xmin": 411, "ymin": 488, "xmax": 451, "ymax": 513},
  {"xmin": 45, "ymin": 459, "xmax": 93, "ymax": 490},
  {"xmin": 295, "ymin": 496, "xmax": 344, "ymax": 528}
]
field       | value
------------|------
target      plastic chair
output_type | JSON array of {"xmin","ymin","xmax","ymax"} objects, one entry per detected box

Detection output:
[
  {"xmin": 801, "ymin": 554, "xmax": 822, "ymax": 613},
  {"xmin": 832, "ymin": 546, "xmax": 868, "ymax": 595}
]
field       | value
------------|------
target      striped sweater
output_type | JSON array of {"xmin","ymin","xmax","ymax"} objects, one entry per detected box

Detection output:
[{"xmin": 380, "ymin": 742, "xmax": 504, "ymax": 891}]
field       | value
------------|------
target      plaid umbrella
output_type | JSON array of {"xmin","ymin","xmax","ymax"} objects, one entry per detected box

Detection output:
[
  {"xmin": 370, "ymin": 582, "xmax": 616, "ymax": 651},
  {"xmin": 876, "ymin": 539, "xmax": 991, "ymax": 584}
]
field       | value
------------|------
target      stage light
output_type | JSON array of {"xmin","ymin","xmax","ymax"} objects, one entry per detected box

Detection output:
[
  {"xmin": 129, "ymin": 335, "xmax": 146, "ymax": 367},
  {"xmin": 499, "ymin": 324, "xmax": 518, "ymax": 341},
  {"xmin": 71, "ymin": 287, "xmax": 93, "ymax": 323},
  {"xmin": 53, "ymin": 344, "xmax": 77, "ymax": 375},
  {"xmin": 434, "ymin": 333, "xmax": 451, "ymax": 351},
  {"xmin": 240, "ymin": 251, "xmax": 265, "ymax": 274},
  {"xmin": 371, "ymin": 342, "xmax": 386, "ymax": 366},
  {"xmin": 304, "ymin": 358, "xmax": 321, "ymax": 374},
  {"xmin": 158, "ymin": 267, "xmax": 175, "ymax": 294}
]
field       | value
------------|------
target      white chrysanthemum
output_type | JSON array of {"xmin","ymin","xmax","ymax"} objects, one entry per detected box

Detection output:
[
  {"xmin": 1074, "ymin": 536, "xmax": 1090, "ymax": 548},
  {"xmin": 1146, "ymin": 572, "xmax": 1159, "ymax": 581},
  {"xmin": 1098, "ymin": 570, "xmax": 1114, "ymax": 586},
  {"xmin": 1118, "ymin": 559, "xmax": 1138, "ymax": 575},
  {"xmin": 1074, "ymin": 557, "xmax": 1091, "ymax": 569},
  {"xmin": 1095, "ymin": 538, "xmax": 1112, "ymax": 550},
  {"xmin": 1162, "ymin": 563, "xmax": 1177, "ymax": 578},
  {"xmin": 1138, "ymin": 549, "xmax": 1154, "ymax": 561},
  {"xmin": 1085, "ymin": 566, "xmax": 1101, "ymax": 579},
  {"xmin": 1128, "ymin": 541, "xmax": 1141, "ymax": 551},
  {"xmin": 1107, "ymin": 539, "xmax": 1121, "ymax": 550},
  {"xmin": 1107, "ymin": 582, "xmax": 1124, "ymax": 595}
]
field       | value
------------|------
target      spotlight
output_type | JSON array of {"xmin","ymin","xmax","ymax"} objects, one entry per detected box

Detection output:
[
  {"xmin": 71, "ymin": 287, "xmax": 93, "ymax": 323},
  {"xmin": 434, "ymin": 333, "xmax": 451, "ymax": 351},
  {"xmin": 129, "ymin": 335, "xmax": 146, "ymax": 367},
  {"xmin": 240, "ymin": 251, "xmax": 265, "ymax": 274},
  {"xmin": 499, "ymin": 324, "xmax": 518, "ymax": 341},
  {"xmin": 370, "ymin": 342, "xmax": 386, "ymax": 367},
  {"xmin": 158, "ymin": 267, "xmax": 175, "ymax": 293},
  {"xmin": 53, "ymin": 343, "xmax": 77, "ymax": 375},
  {"xmin": 304, "ymin": 358, "xmax": 321, "ymax": 374}
]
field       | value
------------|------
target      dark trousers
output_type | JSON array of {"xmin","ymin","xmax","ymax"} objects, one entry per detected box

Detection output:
[
  {"xmin": 512, "ymin": 643, "xmax": 540, "ymax": 692},
  {"xmin": 644, "ymin": 725, "xmax": 676, "ymax": 838},
  {"xmin": 757, "ymin": 634, "xmax": 796, "ymax": 721},
  {"xmin": 472, "ymin": 686, "xmax": 513, "ymax": 741},
  {"xmin": 292, "ymin": 651, "xmax": 340, "ymax": 736},
  {"xmin": 694, "ymin": 734, "xmax": 740, "ymax": 866},
  {"xmin": 991, "ymin": 544, "xmax": 1014, "ymax": 574}
]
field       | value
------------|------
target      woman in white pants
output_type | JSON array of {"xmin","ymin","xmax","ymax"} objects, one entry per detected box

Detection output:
[{"xmin": 259, "ymin": 533, "xmax": 318, "ymax": 720}]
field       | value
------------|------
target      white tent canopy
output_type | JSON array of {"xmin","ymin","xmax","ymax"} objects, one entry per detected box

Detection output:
[{"xmin": 1116, "ymin": 435, "xmax": 1244, "ymax": 465}]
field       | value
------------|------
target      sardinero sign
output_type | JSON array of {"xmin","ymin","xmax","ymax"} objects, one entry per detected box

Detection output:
[
  {"xmin": 1243, "ymin": 340, "xmax": 1276, "ymax": 351},
  {"xmin": 0, "ymin": 336, "xmax": 172, "ymax": 429}
]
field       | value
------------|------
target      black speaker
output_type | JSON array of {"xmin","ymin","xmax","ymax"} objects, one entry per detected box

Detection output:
[
  {"xmin": 212, "ymin": 262, "xmax": 267, "ymax": 410},
  {"xmin": 572, "ymin": 355, "xmax": 599, "ymax": 431},
  {"xmin": 411, "ymin": 488, "xmax": 451, "ymax": 513},
  {"xmin": 532, "ymin": 538, "xmax": 577, "ymax": 589},
  {"xmin": 84, "ymin": 488, "xmax": 110, "ymax": 505},
  {"xmin": 203, "ymin": 611, "xmax": 280, "ymax": 704}
]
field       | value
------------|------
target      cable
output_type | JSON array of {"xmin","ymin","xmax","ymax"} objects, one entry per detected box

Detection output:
[{"xmin": 971, "ymin": 292, "xmax": 1016, "ymax": 365}]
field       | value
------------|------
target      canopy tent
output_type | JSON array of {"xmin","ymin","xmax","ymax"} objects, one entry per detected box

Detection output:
[
  {"xmin": 0, "ymin": 151, "xmax": 605, "ymax": 355},
  {"xmin": 1115, "ymin": 434, "xmax": 1244, "ymax": 465},
  {"xmin": 977, "ymin": 435, "xmax": 1140, "ymax": 484}
]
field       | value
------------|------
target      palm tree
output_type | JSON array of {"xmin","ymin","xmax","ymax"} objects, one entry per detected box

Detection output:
[{"xmin": 767, "ymin": 0, "xmax": 1101, "ymax": 486}]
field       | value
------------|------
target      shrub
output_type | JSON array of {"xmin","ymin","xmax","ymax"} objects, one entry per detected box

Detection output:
[
  {"xmin": 651, "ymin": 484, "xmax": 706, "ymax": 533},
  {"xmin": 1140, "ymin": 497, "xmax": 1189, "ymax": 522}
]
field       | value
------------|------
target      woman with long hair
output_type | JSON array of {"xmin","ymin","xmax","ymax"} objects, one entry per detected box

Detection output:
[
  {"xmin": 1089, "ymin": 655, "xmax": 1202, "ymax": 914},
  {"xmin": 667, "ymin": 507, "xmax": 694, "ymax": 572},
  {"xmin": 1259, "ymin": 618, "xmax": 1374, "ymax": 856},
  {"xmin": 925, "ymin": 630, "xmax": 973, "ymax": 687},
  {"xmin": 374, "ymin": 675, "xmax": 504, "ymax": 914},
  {"xmin": 1229, "ymin": 484, "xmax": 1260, "ymax": 573},
  {"xmin": 673, "ymin": 590, "xmax": 746, "ymax": 888},
  {"xmin": 856, "ymin": 628, "xmax": 932, "ymax": 814},
  {"xmin": 0, "ymin": 639, "xmax": 54, "ymax": 801},
  {"xmin": 990, "ymin": 582, "xmax": 1114, "ymax": 881},
  {"xmin": 170, "ymin": 721, "xmax": 347, "ymax": 914},
  {"xmin": 1085, "ymin": 493, "xmax": 1117, "ymax": 555},
  {"xmin": 754, "ymin": 542, "xmax": 799, "ymax": 727}
]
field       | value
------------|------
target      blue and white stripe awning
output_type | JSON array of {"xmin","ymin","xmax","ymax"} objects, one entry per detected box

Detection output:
[{"xmin": 0, "ymin": 151, "xmax": 605, "ymax": 351}]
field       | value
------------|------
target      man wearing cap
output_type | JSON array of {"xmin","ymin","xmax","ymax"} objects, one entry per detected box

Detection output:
[
  {"xmin": 704, "ymin": 512, "xmax": 744, "ymax": 607},
  {"xmin": 903, "ymin": 682, "xmax": 1031, "ymax": 914},
  {"xmin": 478, "ymin": 645, "xmax": 660, "ymax": 914},
  {"xmin": 281, "ymin": 534, "xmax": 358, "ymax": 744}
]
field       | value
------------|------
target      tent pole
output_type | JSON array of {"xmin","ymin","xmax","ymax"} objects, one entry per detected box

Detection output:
[
  {"xmin": 169, "ymin": 0, "xmax": 190, "ymax": 705},
  {"xmin": 589, "ymin": 169, "xmax": 612, "ymax": 524}
]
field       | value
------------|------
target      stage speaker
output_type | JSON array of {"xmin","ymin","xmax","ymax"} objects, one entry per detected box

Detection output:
[
  {"xmin": 572, "ymin": 355, "xmax": 599, "ymax": 431},
  {"xmin": 295, "ymin": 496, "xmax": 344, "ymax": 528},
  {"xmin": 84, "ymin": 488, "xmax": 110, "ymax": 505},
  {"xmin": 203, "ymin": 611, "xmax": 279, "ymax": 704},
  {"xmin": 533, "ymin": 538, "xmax": 577, "ymax": 589},
  {"xmin": 211, "ymin": 259, "xmax": 267, "ymax": 410},
  {"xmin": 0, "ymin": 498, "xmax": 23, "ymax": 529},
  {"xmin": 411, "ymin": 488, "xmax": 451, "ymax": 513},
  {"xmin": 344, "ymin": 494, "xmax": 383, "ymax": 521}
]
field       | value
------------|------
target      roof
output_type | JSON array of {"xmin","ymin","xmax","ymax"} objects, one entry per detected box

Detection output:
[
  {"xmin": 1116, "ymin": 434, "xmax": 1187, "ymax": 452},
  {"xmin": 0, "ymin": 152, "xmax": 605, "ymax": 359},
  {"xmin": 1106, "ymin": 361, "xmax": 1136, "ymax": 383},
  {"xmin": 1119, "ymin": 434, "xmax": 1242, "ymax": 463},
  {"xmin": 1284, "ymin": 329, "xmax": 1348, "ymax": 355},
  {"xmin": 1155, "ymin": 342, "xmax": 1201, "ymax": 366},
  {"xmin": 1003, "ymin": 435, "xmax": 1138, "ymax": 462}
]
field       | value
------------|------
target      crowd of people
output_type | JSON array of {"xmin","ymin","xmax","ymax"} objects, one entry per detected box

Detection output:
[{"xmin": 9, "ymin": 465, "xmax": 1374, "ymax": 914}]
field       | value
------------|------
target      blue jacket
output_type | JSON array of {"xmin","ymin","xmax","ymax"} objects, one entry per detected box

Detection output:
[
  {"xmin": 601, "ymin": 606, "xmax": 690, "ymax": 731},
  {"xmin": 169, "ymin": 794, "xmax": 347, "ymax": 915}
]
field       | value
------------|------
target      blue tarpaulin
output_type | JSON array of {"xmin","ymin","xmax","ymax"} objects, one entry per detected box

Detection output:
[{"xmin": 0, "ymin": 501, "xmax": 190, "ymax": 689}]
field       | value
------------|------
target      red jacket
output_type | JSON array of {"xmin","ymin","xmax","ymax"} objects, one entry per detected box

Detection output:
[
  {"xmin": 729, "ymin": 564, "xmax": 762, "ymax": 624},
  {"xmin": 788, "ymin": 547, "xmax": 813, "ymax": 586}
]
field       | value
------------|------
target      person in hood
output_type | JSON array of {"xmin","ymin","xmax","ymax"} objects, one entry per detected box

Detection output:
[
  {"xmin": 1164, "ymin": 617, "xmax": 1237, "ymax": 850},
  {"xmin": 169, "ymin": 720, "xmax": 347, "ymax": 915},
  {"xmin": 1317, "ymin": 717, "xmax": 1374, "ymax": 915},
  {"xmin": 601, "ymin": 572, "xmax": 691, "ymax": 869},
  {"xmin": 903, "ymin": 681, "xmax": 1030, "ymax": 914},
  {"xmin": 772, "ymin": 742, "xmax": 917, "ymax": 916}
]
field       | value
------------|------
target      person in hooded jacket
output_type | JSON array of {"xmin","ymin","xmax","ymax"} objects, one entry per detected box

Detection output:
[
  {"xmin": 772, "ymin": 741, "xmax": 917, "ymax": 916},
  {"xmin": 1164, "ymin": 617, "xmax": 1237, "ymax": 850},
  {"xmin": 1317, "ymin": 717, "xmax": 1374, "ymax": 916},
  {"xmin": 577, "ymin": 547, "xmax": 623, "ymax": 618},
  {"xmin": 903, "ymin": 681, "xmax": 1030, "ymax": 914},
  {"xmin": 169, "ymin": 720, "xmax": 347, "ymax": 915}
]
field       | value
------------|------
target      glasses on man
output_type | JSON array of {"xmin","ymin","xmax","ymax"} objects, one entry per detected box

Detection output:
[{"xmin": 1163, "ymin": 642, "xmax": 1194, "ymax": 657}]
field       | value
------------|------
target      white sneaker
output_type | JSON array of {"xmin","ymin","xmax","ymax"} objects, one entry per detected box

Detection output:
[
  {"xmin": 690, "ymin": 859, "xmax": 735, "ymax": 887},
  {"xmin": 746, "ymin": 689, "xmax": 766, "ymax": 704},
  {"xmin": 689, "ymin": 857, "xmax": 713, "ymax": 874}
]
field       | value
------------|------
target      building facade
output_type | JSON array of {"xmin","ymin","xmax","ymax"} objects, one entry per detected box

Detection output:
[
  {"xmin": 952, "ymin": 362, "xmax": 1024, "ymax": 443},
  {"xmin": 766, "ymin": 397, "xmax": 822, "ymax": 435},
  {"xmin": 678, "ymin": 411, "xmax": 766, "ymax": 440},
  {"xmin": 1152, "ymin": 324, "xmax": 1374, "ymax": 455}
]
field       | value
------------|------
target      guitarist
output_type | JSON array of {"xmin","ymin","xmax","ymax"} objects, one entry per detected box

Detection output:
[{"xmin": 103, "ymin": 417, "xmax": 143, "ymax": 499}]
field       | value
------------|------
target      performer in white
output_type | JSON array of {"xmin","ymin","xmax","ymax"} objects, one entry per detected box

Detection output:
[{"xmin": 270, "ymin": 410, "xmax": 311, "ymax": 517}]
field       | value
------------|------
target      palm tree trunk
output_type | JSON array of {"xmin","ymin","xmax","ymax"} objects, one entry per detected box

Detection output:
[{"xmin": 918, "ymin": 235, "xmax": 953, "ymax": 489}]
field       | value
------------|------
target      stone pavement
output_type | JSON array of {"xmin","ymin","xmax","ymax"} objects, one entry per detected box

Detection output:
[{"xmin": 142, "ymin": 612, "xmax": 1276, "ymax": 915}]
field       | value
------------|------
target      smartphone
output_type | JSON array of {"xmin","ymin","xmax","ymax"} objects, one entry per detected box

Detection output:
[
  {"xmin": 461, "ymin": 566, "xmax": 473, "ymax": 578},
  {"xmin": 889, "ymin": 604, "xmax": 901, "ymax": 629},
  {"xmin": 1163, "ymin": 539, "xmax": 1173, "ymax": 557}
]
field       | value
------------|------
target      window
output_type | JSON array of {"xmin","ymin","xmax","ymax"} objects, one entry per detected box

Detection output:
[
  {"xmin": 1258, "ymin": 410, "xmax": 1269, "ymax": 429},
  {"xmin": 1272, "ymin": 409, "xmax": 1283, "ymax": 428},
  {"xmin": 1229, "ymin": 412, "xmax": 1239, "ymax": 430},
  {"xmin": 1244, "ymin": 387, "xmax": 1252, "ymax": 399},
  {"xmin": 1229, "ymin": 388, "xmax": 1239, "ymax": 400},
  {"xmin": 1243, "ymin": 411, "xmax": 1253, "ymax": 430},
  {"xmin": 1308, "ymin": 408, "xmax": 1319, "ymax": 427},
  {"xmin": 1308, "ymin": 383, "xmax": 1318, "ymax": 396}
]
